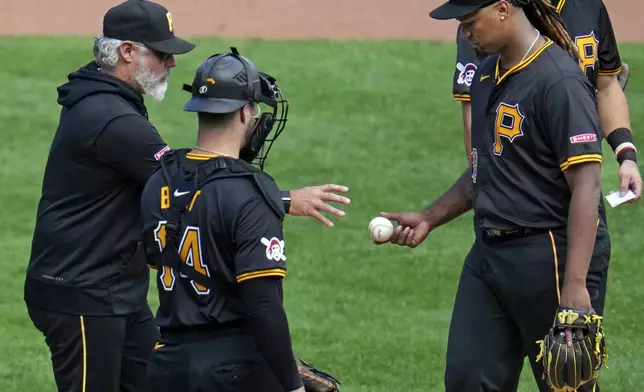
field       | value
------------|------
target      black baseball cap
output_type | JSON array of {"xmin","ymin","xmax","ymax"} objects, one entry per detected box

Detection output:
[
  {"xmin": 429, "ymin": 0, "xmax": 499, "ymax": 20},
  {"xmin": 103, "ymin": 0, "xmax": 195, "ymax": 54}
]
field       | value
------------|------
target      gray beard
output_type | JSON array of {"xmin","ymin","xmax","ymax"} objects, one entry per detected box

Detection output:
[{"xmin": 134, "ymin": 56, "xmax": 169, "ymax": 101}]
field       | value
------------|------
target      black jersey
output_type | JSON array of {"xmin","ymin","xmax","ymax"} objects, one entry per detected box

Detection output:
[
  {"xmin": 469, "ymin": 39, "xmax": 603, "ymax": 230},
  {"xmin": 452, "ymin": 0, "xmax": 622, "ymax": 102},
  {"xmin": 140, "ymin": 150, "xmax": 288, "ymax": 331}
]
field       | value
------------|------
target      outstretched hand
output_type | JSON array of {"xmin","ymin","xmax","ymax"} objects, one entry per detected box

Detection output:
[
  {"xmin": 377, "ymin": 212, "xmax": 432, "ymax": 248},
  {"xmin": 289, "ymin": 184, "xmax": 350, "ymax": 227}
]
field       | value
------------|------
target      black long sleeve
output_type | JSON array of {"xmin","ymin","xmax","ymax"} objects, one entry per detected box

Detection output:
[
  {"xmin": 95, "ymin": 115, "xmax": 169, "ymax": 184},
  {"xmin": 238, "ymin": 276, "xmax": 302, "ymax": 391}
]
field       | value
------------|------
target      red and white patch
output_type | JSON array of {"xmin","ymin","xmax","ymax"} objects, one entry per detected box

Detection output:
[
  {"xmin": 456, "ymin": 62, "xmax": 478, "ymax": 86},
  {"xmin": 261, "ymin": 237, "xmax": 286, "ymax": 262},
  {"xmin": 569, "ymin": 134, "xmax": 597, "ymax": 144},
  {"xmin": 154, "ymin": 145, "xmax": 171, "ymax": 160}
]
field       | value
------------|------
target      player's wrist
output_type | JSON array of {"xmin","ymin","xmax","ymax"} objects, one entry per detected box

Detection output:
[
  {"xmin": 618, "ymin": 150, "xmax": 637, "ymax": 165},
  {"xmin": 280, "ymin": 190, "xmax": 292, "ymax": 214},
  {"xmin": 562, "ymin": 272, "xmax": 587, "ymax": 288},
  {"xmin": 606, "ymin": 127, "xmax": 637, "ymax": 165},
  {"xmin": 420, "ymin": 209, "xmax": 439, "ymax": 231}
]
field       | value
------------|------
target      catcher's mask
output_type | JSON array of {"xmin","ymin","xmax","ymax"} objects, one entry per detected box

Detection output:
[{"xmin": 182, "ymin": 47, "xmax": 288, "ymax": 169}]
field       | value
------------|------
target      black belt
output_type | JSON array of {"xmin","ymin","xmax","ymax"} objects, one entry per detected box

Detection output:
[{"xmin": 482, "ymin": 227, "xmax": 548, "ymax": 238}]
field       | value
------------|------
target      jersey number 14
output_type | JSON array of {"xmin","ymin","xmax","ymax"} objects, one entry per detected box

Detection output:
[{"xmin": 153, "ymin": 221, "xmax": 212, "ymax": 296}]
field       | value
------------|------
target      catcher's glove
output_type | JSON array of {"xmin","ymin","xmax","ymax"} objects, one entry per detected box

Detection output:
[
  {"xmin": 535, "ymin": 307, "xmax": 608, "ymax": 392},
  {"xmin": 297, "ymin": 358, "xmax": 340, "ymax": 392}
]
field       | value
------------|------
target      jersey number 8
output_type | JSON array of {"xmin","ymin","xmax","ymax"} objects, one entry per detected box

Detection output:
[{"xmin": 153, "ymin": 221, "xmax": 211, "ymax": 296}]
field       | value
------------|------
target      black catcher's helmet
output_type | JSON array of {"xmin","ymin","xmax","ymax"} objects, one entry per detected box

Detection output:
[{"xmin": 182, "ymin": 47, "xmax": 288, "ymax": 169}]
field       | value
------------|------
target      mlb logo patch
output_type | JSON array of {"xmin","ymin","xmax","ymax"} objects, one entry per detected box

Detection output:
[
  {"xmin": 569, "ymin": 134, "xmax": 597, "ymax": 144},
  {"xmin": 261, "ymin": 237, "xmax": 286, "ymax": 262}
]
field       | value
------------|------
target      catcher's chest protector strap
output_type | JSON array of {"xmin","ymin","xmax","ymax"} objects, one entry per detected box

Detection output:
[{"xmin": 155, "ymin": 151, "xmax": 284, "ymax": 290}]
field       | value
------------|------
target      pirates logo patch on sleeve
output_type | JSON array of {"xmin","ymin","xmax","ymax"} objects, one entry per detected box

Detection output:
[
  {"xmin": 457, "ymin": 62, "xmax": 478, "ymax": 86},
  {"xmin": 261, "ymin": 237, "xmax": 286, "ymax": 262}
]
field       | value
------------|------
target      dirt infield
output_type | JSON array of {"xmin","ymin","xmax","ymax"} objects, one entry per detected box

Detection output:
[{"xmin": 1, "ymin": 0, "xmax": 642, "ymax": 42}]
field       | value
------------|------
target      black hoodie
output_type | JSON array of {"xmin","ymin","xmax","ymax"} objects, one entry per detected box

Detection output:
[{"xmin": 25, "ymin": 62, "xmax": 170, "ymax": 316}]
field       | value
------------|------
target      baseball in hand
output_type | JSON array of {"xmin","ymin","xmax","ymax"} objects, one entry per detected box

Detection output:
[{"xmin": 369, "ymin": 217, "xmax": 394, "ymax": 243}]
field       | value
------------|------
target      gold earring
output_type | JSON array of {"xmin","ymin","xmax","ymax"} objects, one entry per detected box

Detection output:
[{"xmin": 501, "ymin": 15, "xmax": 506, "ymax": 21}]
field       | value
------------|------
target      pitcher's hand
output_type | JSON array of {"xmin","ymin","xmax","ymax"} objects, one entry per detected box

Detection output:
[
  {"xmin": 378, "ymin": 212, "xmax": 431, "ymax": 248},
  {"xmin": 559, "ymin": 282, "xmax": 592, "ymax": 347}
]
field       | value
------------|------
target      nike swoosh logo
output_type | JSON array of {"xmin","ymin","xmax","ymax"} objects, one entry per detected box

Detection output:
[
  {"xmin": 174, "ymin": 189, "xmax": 190, "ymax": 197},
  {"xmin": 154, "ymin": 343, "xmax": 165, "ymax": 350},
  {"xmin": 480, "ymin": 74, "xmax": 490, "ymax": 81}
]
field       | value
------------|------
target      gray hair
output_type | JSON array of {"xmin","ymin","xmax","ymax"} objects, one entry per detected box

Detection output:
[{"xmin": 92, "ymin": 36, "xmax": 148, "ymax": 69}]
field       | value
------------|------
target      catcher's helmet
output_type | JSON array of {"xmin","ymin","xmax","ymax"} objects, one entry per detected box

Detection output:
[
  {"xmin": 182, "ymin": 47, "xmax": 289, "ymax": 169},
  {"xmin": 183, "ymin": 47, "xmax": 278, "ymax": 113}
]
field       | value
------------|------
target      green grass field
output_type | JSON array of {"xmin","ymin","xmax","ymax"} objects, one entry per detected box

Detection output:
[{"xmin": 1, "ymin": 36, "xmax": 644, "ymax": 391}]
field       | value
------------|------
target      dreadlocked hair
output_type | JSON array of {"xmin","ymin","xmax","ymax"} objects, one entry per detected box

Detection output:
[{"xmin": 509, "ymin": 0, "xmax": 579, "ymax": 61}]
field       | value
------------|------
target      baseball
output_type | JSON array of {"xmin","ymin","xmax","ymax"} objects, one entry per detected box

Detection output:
[{"xmin": 369, "ymin": 217, "xmax": 394, "ymax": 243}]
